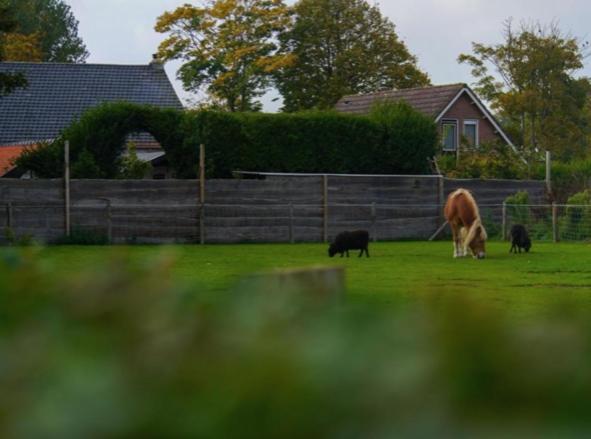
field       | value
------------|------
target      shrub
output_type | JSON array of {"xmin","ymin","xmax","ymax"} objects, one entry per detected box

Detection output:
[
  {"xmin": 119, "ymin": 142, "xmax": 152, "ymax": 179},
  {"xmin": 437, "ymin": 141, "xmax": 528, "ymax": 179},
  {"xmin": 17, "ymin": 102, "xmax": 438, "ymax": 179},
  {"xmin": 562, "ymin": 190, "xmax": 591, "ymax": 240},
  {"xmin": 505, "ymin": 191, "xmax": 530, "ymax": 226}
]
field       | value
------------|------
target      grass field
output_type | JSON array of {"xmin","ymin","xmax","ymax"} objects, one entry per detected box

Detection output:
[{"xmin": 16, "ymin": 240, "xmax": 591, "ymax": 317}]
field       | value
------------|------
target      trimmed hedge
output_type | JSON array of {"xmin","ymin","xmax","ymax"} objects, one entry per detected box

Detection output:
[{"xmin": 17, "ymin": 102, "xmax": 438, "ymax": 178}]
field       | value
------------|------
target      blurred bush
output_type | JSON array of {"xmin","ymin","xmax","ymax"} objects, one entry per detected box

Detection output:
[{"xmin": 2, "ymin": 250, "xmax": 591, "ymax": 436}]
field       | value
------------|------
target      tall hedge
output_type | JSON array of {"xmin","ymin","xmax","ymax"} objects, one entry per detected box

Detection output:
[{"xmin": 17, "ymin": 102, "xmax": 438, "ymax": 178}]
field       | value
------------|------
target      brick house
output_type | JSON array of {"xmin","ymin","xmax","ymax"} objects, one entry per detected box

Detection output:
[
  {"xmin": 0, "ymin": 60, "xmax": 183, "ymax": 178},
  {"xmin": 335, "ymin": 83, "xmax": 514, "ymax": 153}
]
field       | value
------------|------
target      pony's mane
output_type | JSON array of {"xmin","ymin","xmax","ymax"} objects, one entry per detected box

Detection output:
[{"xmin": 451, "ymin": 189, "xmax": 487, "ymax": 243}]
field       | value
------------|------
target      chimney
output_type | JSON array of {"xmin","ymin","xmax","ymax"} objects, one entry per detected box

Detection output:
[{"xmin": 150, "ymin": 54, "xmax": 164, "ymax": 70}]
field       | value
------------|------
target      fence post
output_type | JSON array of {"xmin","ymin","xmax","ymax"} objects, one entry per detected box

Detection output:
[
  {"xmin": 552, "ymin": 202, "xmax": 558, "ymax": 243},
  {"xmin": 64, "ymin": 140, "xmax": 71, "ymax": 237},
  {"xmin": 371, "ymin": 202, "xmax": 377, "ymax": 242},
  {"xmin": 502, "ymin": 202, "xmax": 507, "ymax": 241},
  {"xmin": 199, "ymin": 144, "xmax": 206, "ymax": 245},
  {"xmin": 545, "ymin": 150, "xmax": 552, "ymax": 195},
  {"xmin": 289, "ymin": 203, "xmax": 294, "ymax": 244},
  {"xmin": 322, "ymin": 175, "xmax": 328, "ymax": 243}
]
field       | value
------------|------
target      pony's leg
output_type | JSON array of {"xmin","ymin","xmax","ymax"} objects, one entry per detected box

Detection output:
[
  {"xmin": 461, "ymin": 226, "xmax": 470, "ymax": 257},
  {"xmin": 451, "ymin": 225, "xmax": 460, "ymax": 258}
]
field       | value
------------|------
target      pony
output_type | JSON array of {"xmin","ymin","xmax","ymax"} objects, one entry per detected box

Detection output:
[{"xmin": 444, "ymin": 189, "xmax": 488, "ymax": 259}]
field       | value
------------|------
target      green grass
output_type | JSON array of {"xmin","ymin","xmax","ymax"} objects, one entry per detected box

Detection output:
[{"xmin": 14, "ymin": 241, "xmax": 591, "ymax": 317}]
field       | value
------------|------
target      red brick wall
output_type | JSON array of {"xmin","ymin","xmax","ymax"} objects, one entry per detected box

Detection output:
[{"xmin": 439, "ymin": 92, "xmax": 505, "ymax": 147}]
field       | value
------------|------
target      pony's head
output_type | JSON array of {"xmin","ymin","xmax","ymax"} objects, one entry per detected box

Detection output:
[{"xmin": 467, "ymin": 223, "xmax": 487, "ymax": 259}]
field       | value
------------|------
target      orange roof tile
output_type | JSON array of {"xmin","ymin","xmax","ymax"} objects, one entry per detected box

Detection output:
[{"xmin": 0, "ymin": 145, "xmax": 29, "ymax": 176}]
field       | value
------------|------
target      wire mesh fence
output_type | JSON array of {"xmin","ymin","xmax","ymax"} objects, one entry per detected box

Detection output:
[{"xmin": 2, "ymin": 200, "xmax": 591, "ymax": 244}]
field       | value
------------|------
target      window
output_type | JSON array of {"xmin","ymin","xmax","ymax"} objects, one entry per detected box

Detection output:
[
  {"xmin": 442, "ymin": 120, "xmax": 457, "ymax": 151},
  {"xmin": 463, "ymin": 120, "xmax": 478, "ymax": 147}
]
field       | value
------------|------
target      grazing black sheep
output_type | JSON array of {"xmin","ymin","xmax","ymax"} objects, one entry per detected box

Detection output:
[
  {"xmin": 510, "ymin": 224, "xmax": 532, "ymax": 253},
  {"xmin": 328, "ymin": 230, "xmax": 370, "ymax": 258}
]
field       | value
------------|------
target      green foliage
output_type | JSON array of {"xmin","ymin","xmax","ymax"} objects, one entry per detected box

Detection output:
[
  {"xmin": 119, "ymin": 142, "xmax": 151, "ymax": 180},
  {"xmin": 155, "ymin": 0, "xmax": 292, "ymax": 112},
  {"xmin": 369, "ymin": 101, "xmax": 438, "ymax": 173},
  {"xmin": 276, "ymin": 0, "xmax": 430, "ymax": 112},
  {"xmin": 4, "ymin": 247, "xmax": 591, "ymax": 435},
  {"xmin": 5, "ymin": 0, "xmax": 88, "ymax": 62},
  {"xmin": 459, "ymin": 20, "xmax": 591, "ymax": 162},
  {"xmin": 18, "ymin": 102, "xmax": 437, "ymax": 178},
  {"xmin": 531, "ymin": 158, "xmax": 591, "ymax": 202},
  {"xmin": 3, "ymin": 227, "xmax": 35, "ymax": 246},
  {"xmin": 53, "ymin": 228, "xmax": 108, "ymax": 245},
  {"xmin": 505, "ymin": 190, "xmax": 530, "ymax": 226},
  {"xmin": 437, "ymin": 141, "xmax": 527, "ymax": 179},
  {"xmin": 563, "ymin": 190, "xmax": 591, "ymax": 240},
  {"xmin": 0, "ymin": 3, "xmax": 27, "ymax": 95}
]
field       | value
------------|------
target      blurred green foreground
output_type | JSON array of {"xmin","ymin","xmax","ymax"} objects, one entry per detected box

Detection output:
[{"xmin": 2, "ymin": 247, "xmax": 591, "ymax": 437}]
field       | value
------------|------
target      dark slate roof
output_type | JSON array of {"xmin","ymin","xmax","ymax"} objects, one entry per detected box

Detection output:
[
  {"xmin": 0, "ymin": 62, "xmax": 183, "ymax": 145},
  {"xmin": 335, "ymin": 83, "xmax": 465, "ymax": 118}
]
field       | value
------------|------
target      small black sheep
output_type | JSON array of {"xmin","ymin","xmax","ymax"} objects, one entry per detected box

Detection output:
[
  {"xmin": 328, "ymin": 230, "xmax": 370, "ymax": 258},
  {"xmin": 510, "ymin": 224, "xmax": 532, "ymax": 253}
]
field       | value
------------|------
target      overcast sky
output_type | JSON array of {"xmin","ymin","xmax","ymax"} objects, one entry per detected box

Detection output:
[{"xmin": 66, "ymin": 0, "xmax": 591, "ymax": 111}]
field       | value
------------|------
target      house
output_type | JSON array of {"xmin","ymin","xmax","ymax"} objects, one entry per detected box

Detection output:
[
  {"xmin": 0, "ymin": 60, "xmax": 183, "ymax": 178},
  {"xmin": 335, "ymin": 83, "xmax": 514, "ymax": 153}
]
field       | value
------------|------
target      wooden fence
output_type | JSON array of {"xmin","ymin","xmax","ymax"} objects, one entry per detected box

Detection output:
[{"xmin": 0, "ymin": 175, "xmax": 547, "ymax": 244}]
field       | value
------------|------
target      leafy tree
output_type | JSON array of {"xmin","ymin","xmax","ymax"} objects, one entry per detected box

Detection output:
[
  {"xmin": 155, "ymin": 0, "xmax": 293, "ymax": 112},
  {"xmin": 119, "ymin": 142, "xmax": 152, "ymax": 179},
  {"xmin": 459, "ymin": 20, "xmax": 591, "ymax": 162},
  {"xmin": 276, "ymin": 0, "xmax": 430, "ymax": 112},
  {"xmin": 4, "ymin": 0, "xmax": 88, "ymax": 63},
  {"xmin": 0, "ymin": 3, "xmax": 27, "ymax": 95}
]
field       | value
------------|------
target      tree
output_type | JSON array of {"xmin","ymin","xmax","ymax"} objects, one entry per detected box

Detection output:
[
  {"xmin": 155, "ymin": 0, "xmax": 293, "ymax": 112},
  {"xmin": 0, "ymin": 3, "xmax": 27, "ymax": 96},
  {"xmin": 275, "ymin": 0, "xmax": 430, "ymax": 112},
  {"xmin": 4, "ymin": 0, "xmax": 88, "ymax": 63},
  {"xmin": 459, "ymin": 20, "xmax": 591, "ymax": 162}
]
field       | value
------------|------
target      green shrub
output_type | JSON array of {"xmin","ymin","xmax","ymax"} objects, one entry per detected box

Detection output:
[
  {"xmin": 532, "ymin": 158, "xmax": 591, "ymax": 202},
  {"xmin": 437, "ymin": 141, "xmax": 528, "ymax": 179},
  {"xmin": 505, "ymin": 191, "xmax": 530, "ymax": 226},
  {"xmin": 119, "ymin": 142, "xmax": 152, "ymax": 179},
  {"xmin": 17, "ymin": 102, "xmax": 438, "ymax": 179},
  {"xmin": 562, "ymin": 190, "xmax": 591, "ymax": 240},
  {"xmin": 54, "ymin": 228, "xmax": 109, "ymax": 245}
]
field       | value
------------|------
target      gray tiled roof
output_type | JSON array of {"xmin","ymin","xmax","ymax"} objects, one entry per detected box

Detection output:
[
  {"xmin": 335, "ymin": 83, "xmax": 465, "ymax": 118},
  {"xmin": 0, "ymin": 62, "xmax": 183, "ymax": 145}
]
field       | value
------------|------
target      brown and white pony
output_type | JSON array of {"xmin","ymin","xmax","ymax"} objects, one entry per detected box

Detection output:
[{"xmin": 444, "ymin": 189, "xmax": 488, "ymax": 259}]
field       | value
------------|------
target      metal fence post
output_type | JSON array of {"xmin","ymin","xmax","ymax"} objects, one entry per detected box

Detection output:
[
  {"xmin": 502, "ymin": 202, "xmax": 507, "ymax": 241},
  {"xmin": 289, "ymin": 203, "xmax": 294, "ymax": 244},
  {"xmin": 552, "ymin": 202, "xmax": 558, "ymax": 243}
]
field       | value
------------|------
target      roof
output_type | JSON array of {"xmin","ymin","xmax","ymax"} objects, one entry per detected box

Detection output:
[
  {"xmin": 335, "ymin": 84, "xmax": 465, "ymax": 118},
  {"xmin": 0, "ymin": 62, "xmax": 183, "ymax": 145},
  {"xmin": 0, "ymin": 145, "xmax": 28, "ymax": 176}
]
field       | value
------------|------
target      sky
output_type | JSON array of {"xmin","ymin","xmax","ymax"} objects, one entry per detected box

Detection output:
[{"xmin": 66, "ymin": 0, "xmax": 591, "ymax": 112}]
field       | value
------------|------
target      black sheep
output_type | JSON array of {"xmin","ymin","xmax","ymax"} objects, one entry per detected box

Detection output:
[
  {"xmin": 328, "ymin": 230, "xmax": 370, "ymax": 258},
  {"xmin": 510, "ymin": 224, "xmax": 532, "ymax": 253}
]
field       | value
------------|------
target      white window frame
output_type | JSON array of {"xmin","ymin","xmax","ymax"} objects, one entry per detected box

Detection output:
[
  {"xmin": 463, "ymin": 119, "xmax": 479, "ymax": 147},
  {"xmin": 441, "ymin": 119, "xmax": 458, "ymax": 152}
]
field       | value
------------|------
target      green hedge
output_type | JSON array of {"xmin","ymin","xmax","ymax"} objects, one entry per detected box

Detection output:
[{"xmin": 17, "ymin": 102, "xmax": 438, "ymax": 178}]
